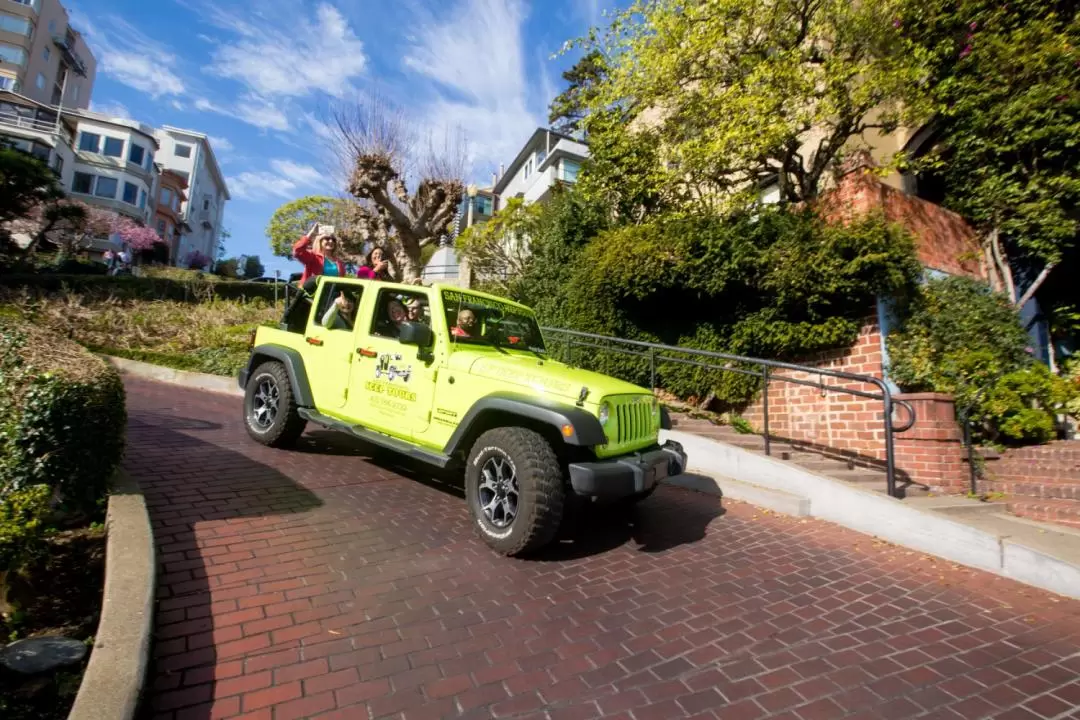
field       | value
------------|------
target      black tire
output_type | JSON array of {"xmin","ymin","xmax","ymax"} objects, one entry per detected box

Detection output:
[
  {"xmin": 243, "ymin": 361, "xmax": 307, "ymax": 448},
  {"xmin": 465, "ymin": 427, "xmax": 565, "ymax": 556}
]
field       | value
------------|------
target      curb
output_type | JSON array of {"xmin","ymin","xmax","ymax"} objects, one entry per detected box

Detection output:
[
  {"xmin": 662, "ymin": 428, "xmax": 1080, "ymax": 599},
  {"xmin": 104, "ymin": 355, "xmax": 242, "ymax": 397},
  {"xmin": 68, "ymin": 470, "xmax": 156, "ymax": 720}
]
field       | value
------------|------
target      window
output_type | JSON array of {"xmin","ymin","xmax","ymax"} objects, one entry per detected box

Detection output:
[
  {"xmin": 48, "ymin": 19, "xmax": 56, "ymax": 33},
  {"xmin": 128, "ymin": 143, "xmax": 145, "ymax": 166},
  {"xmin": 103, "ymin": 137, "xmax": 124, "ymax": 157},
  {"xmin": 523, "ymin": 157, "xmax": 533, "ymax": 180},
  {"xmin": 122, "ymin": 181, "xmax": 138, "ymax": 205},
  {"xmin": 139, "ymin": 189, "xmax": 146, "ymax": 209},
  {"xmin": 73, "ymin": 84, "xmax": 80, "ymax": 103},
  {"xmin": 0, "ymin": 14, "xmax": 32, "ymax": 37},
  {"xmin": 0, "ymin": 43, "xmax": 27, "ymax": 67},
  {"xmin": 474, "ymin": 195, "xmax": 493, "ymax": 216},
  {"xmin": 78, "ymin": 132, "xmax": 100, "ymax": 153},
  {"xmin": 34, "ymin": 72, "xmax": 44, "ymax": 90},
  {"xmin": 145, "ymin": 150, "xmax": 153, "ymax": 171},
  {"xmin": 43, "ymin": 47, "xmax": 50, "ymax": 61},
  {"xmin": 536, "ymin": 150, "xmax": 547, "ymax": 166},
  {"xmin": 156, "ymin": 219, "xmax": 166, "ymax": 236},
  {"xmin": 94, "ymin": 177, "xmax": 118, "ymax": 198},
  {"xmin": 52, "ymin": 154, "xmax": 63, "ymax": 174},
  {"xmin": 0, "ymin": 75, "xmax": 14, "ymax": 91},
  {"xmin": 371, "ymin": 288, "xmax": 428, "ymax": 339},
  {"xmin": 562, "ymin": 159, "xmax": 580, "ymax": 183},
  {"xmin": 72, "ymin": 171, "xmax": 93, "ymax": 194},
  {"xmin": 202, "ymin": 197, "xmax": 210, "ymax": 211},
  {"xmin": 174, "ymin": 143, "xmax": 192, "ymax": 158},
  {"xmin": 315, "ymin": 283, "xmax": 364, "ymax": 331},
  {"xmin": 160, "ymin": 188, "xmax": 172, "ymax": 208},
  {"xmin": 441, "ymin": 289, "xmax": 545, "ymax": 352}
]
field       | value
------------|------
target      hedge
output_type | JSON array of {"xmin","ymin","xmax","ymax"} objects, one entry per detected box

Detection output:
[
  {"xmin": 0, "ymin": 318, "xmax": 126, "ymax": 526},
  {"xmin": 0, "ymin": 273, "xmax": 285, "ymax": 304}
]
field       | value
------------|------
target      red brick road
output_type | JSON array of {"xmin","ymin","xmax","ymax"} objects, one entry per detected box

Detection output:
[{"xmin": 128, "ymin": 377, "xmax": 1080, "ymax": 720}]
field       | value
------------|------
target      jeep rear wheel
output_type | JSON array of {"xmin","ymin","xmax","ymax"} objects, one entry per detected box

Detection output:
[
  {"xmin": 244, "ymin": 361, "xmax": 307, "ymax": 448},
  {"xmin": 465, "ymin": 427, "xmax": 565, "ymax": 556}
]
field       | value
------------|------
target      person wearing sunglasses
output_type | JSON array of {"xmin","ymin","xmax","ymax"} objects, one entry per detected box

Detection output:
[{"xmin": 292, "ymin": 222, "xmax": 346, "ymax": 284}]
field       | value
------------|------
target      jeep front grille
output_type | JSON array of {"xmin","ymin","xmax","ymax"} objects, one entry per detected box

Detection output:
[{"xmin": 614, "ymin": 398, "xmax": 653, "ymax": 446}]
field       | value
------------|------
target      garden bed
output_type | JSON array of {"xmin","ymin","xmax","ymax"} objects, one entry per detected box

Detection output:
[{"xmin": 0, "ymin": 527, "xmax": 106, "ymax": 720}]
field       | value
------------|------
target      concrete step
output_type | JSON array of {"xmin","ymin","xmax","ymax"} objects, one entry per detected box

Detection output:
[
  {"xmin": 943, "ymin": 510, "xmax": 1080, "ymax": 568},
  {"xmin": 906, "ymin": 495, "xmax": 1004, "ymax": 517},
  {"xmin": 978, "ymin": 479, "xmax": 1080, "ymax": 501},
  {"xmin": 1007, "ymin": 498, "xmax": 1080, "ymax": 529}
]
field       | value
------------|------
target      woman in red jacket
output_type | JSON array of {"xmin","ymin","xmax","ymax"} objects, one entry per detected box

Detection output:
[{"xmin": 292, "ymin": 223, "xmax": 346, "ymax": 284}]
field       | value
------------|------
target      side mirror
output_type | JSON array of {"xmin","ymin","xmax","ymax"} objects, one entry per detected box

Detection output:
[{"xmin": 399, "ymin": 321, "xmax": 434, "ymax": 348}]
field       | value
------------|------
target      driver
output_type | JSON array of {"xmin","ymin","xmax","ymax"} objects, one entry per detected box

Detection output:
[{"xmin": 451, "ymin": 308, "xmax": 477, "ymax": 338}]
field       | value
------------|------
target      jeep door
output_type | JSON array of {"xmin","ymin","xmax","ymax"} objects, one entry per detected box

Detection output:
[
  {"xmin": 305, "ymin": 280, "xmax": 364, "ymax": 412},
  {"xmin": 347, "ymin": 286, "xmax": 440, "ymax": 439}
]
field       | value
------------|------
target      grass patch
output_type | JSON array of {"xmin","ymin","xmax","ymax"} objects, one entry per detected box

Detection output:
[{"xmin": 0, "ymin": 288, "xmax": 281, "ymax": 378}]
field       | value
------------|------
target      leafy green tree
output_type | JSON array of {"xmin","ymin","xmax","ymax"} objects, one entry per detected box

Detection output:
[
  {"xmin": 455, "ymin": 198, "xmax": 542, "ymax": 294},
  {"xmin": 548, "ymin": 50, "xmax": 608, "ymax": 134},
  {"xmin": 265, "ymin": 196, "xmax": 358, "ymax": 258},
  {"xmin": 213, "ymin": 257, "xmax": 240, "ymax": 278},
  {"xmin": 242, "ymin": 254, "xmax": 265, "ymax": 279},
  {"xmin": 0, "ymin": 147, "xmax": 63, "ymax": 227},
  {"xmin": 897, "ymin": 0, "xmax": 1080, "ymax": 307},
  {"xmin": 571, "ymin": 0, "xmax": 921, "ymax": 216}
]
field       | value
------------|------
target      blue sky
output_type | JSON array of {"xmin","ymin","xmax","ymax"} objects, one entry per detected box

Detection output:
[{"xmin": 66, "ymin": 0, "xmax": 617, "ymax": 276}]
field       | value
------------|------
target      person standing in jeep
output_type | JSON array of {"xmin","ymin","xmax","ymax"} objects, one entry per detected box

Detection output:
[{"xmin": 292, "ymin": 223, "xmax": 346, "ymax": 284}]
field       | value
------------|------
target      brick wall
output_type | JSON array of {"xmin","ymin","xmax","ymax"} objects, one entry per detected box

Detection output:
[
  {"xmin": 742, "ymin": 319, "xmax": 887, "ymax": 463},
  {"xmin": 819, "ymin": 154, "xmax": 987, "ymax": 282}
]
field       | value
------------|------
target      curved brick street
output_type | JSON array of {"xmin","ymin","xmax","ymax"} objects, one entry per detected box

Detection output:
[{"xmin": 128, "ymin": 377, "xmax": 1080, "ymax": 720}]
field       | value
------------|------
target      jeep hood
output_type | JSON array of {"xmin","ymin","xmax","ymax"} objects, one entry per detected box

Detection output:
[{"xmin": 464, "ymin": 353, "xmax": 648, "ymax": 402}]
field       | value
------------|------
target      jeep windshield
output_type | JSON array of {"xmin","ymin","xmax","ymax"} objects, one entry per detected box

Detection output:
[{"xmin": 442, "ymin": 289, "xmax": 546, "ymax": 355}]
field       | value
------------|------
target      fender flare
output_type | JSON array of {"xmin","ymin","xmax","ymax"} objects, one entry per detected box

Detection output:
[
  {"xmin": 239, "ymin": 344, "xmax": 315, "ymax": 408},
  {"xmin": 443, "ymin": 392, "xmax": 606, "ymax": 457}
]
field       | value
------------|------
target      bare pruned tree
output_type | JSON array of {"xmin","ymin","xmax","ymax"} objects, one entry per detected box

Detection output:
[{"xmin": 323, "ymin": 92, "xmax": 467, "ymax": 282}]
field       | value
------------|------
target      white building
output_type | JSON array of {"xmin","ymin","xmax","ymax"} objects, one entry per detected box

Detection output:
[
  {"xmin": 153, "ymin": 126, "xmax": 230, "ymax": 265},
  {"xmin": 69, "ymin": 109, "xmax": 159, "ymax": 224},
  {"xmin": 0, "ymin": 89, "xmax": 75, "ymax": 183},
  {"xmin": 492, "ymin": 128, "xmax": 589, "ymax": 205},
  {"xmin": 0, "ymin": 0, "xmax": 96, "ymax": 110}
]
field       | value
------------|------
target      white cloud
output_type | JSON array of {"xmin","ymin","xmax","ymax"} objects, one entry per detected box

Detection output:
[
  {"xmin": 402, "ymin": 0, "xmax": 542, "ymax": 180},
  {"xmin": 193, "ymin": 95, "xmax": 290, "ymax": 132},
  {"xmin": 204, "ymin": 3, "xmax": 367, "ymax": 99},
  {"xmin": 89, "ymin": 100, "xmax": 132, "ymax": 120},
  {"xmin": 208, "ymin": 135, "xmax": 234, "ymax": 152},
  {"xmin": 72, "ymin": 12, "xmax": 185, "ymax": 98},
  {"xmin": 227, "ymin": 157, "xmax": 325, "ymax": 200}
]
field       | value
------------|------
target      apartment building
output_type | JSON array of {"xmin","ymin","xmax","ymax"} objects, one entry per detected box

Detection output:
[
  {"xmin": 492, "ymin": 127, "xmax": 589, "ymax": 205},
  {"xmin": 70, "ymin": 110, "xmax": 159, "ymax": 225},
  {"xmin": 152, "ymin": 169, "xmax": 189, "ymax": 263},
  {"xmin": 0, "ymin": 0, "xmax": 95, "ymax": 109},
  {"xmin": 153, "ymin": 126, "xmax": 230, "ymax": 265},
  {"xmin": 0, "ymin": 87, "xmax": 75, "ymax": 182}
]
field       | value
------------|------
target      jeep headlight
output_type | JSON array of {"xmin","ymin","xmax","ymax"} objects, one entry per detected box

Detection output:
[{"xmin": 598, "ymin": 401, "xmax": 611, "ymax": 426}]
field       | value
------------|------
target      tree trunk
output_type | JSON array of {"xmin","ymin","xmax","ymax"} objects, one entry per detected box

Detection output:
[{"xmin": 1015, "ymin": 263, "xmax": 1056, "ymax": 309}]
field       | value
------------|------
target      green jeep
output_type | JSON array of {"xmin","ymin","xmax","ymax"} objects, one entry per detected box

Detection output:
[{"xmin": 238, "ymin": 277, "xmax": 686, "ymax": 556}]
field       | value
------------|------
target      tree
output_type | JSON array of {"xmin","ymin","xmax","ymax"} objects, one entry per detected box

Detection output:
[
  {"xmin": 214, "ymin": 257, "xmax": 240, "ymax": 278},
  {"xmin": 0, "ymin": 147, "xmax": 63, "ymax": 227},
  {"xmin": 572, "ymin": 0, "xmax": 921, "ymax": 216},
  {"xmin": 897, "ymin": 0, "xmax": 1080, "ymax": 308},
  {"xmin": 456, "ymin": 198, "xmax": 542, "ymax": 294},
  {"xmin": 218, "ymin": 227, "xmax": 231, "ymax": 259},
  {"xmin": 241, "ymin": 254, "xmax": 265, "ymax": 279},
  {"xmin": 113, "ymin": 216, "xmax": 163, "ymax": 252},
  {"xmin": 548, "ymin": 49, "xmax": 608, "ymax": 134},
  {"xmin": 265, "ymin": 196, "xmax": 359, "ymax": 258},
  {"xmin": 184, "ymin": 250, "xmax": 211, "ymax": 270},
  {"xmin": 328, "ymin": 93, "xmax": 466, "ymax": 282}
]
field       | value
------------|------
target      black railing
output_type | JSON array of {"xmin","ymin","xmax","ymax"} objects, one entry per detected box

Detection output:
[{"xmin": 541, "ymin": 327, "xmax": 917, "ymax": 498}]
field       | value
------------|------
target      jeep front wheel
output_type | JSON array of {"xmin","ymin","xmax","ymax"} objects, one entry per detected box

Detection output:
[
  {"xmin": 465, "ymin": 427, "xmax": 565, "ymax": 556},
  {"xmin": 243, "ymin": 361, "xmax": 307, "ymax": 448}
]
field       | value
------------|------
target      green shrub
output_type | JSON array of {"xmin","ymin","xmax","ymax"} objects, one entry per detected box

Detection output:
[
  {"xmin": 888, "ymin": 276, "xmax": 1076, "ymax": 445},
  {"xmin": 0, "ymin": 319, "xmax": 125, "ymax": 519},
  {"xmin": 520, "ymin": 205, "xmax": 920, "ymax": 405},
  {"xmin": 0, "ymin": 273, "xmax": 283, "ymax": 304},
  {"xmin": 0, "ymin": 485, "xmax": 51, "ymax": 574}
]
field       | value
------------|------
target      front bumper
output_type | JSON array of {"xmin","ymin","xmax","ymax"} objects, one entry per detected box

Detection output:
[{"xmin": 568, "ymin": 440, "xmax": 687, "ymax": 499}]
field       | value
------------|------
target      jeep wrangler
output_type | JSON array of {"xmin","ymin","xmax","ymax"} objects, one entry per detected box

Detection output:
[{"xmin": 239, "ymin": 277, "xmax": 686, "ymax": 556}]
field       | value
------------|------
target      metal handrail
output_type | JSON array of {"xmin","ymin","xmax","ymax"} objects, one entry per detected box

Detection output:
[{"xmin": 541, "ymin": 326, "xmax": 916, "ymax": 498}]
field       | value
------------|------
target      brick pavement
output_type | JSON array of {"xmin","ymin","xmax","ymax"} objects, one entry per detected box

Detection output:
[{"xmin": 127, "ymin": 377, "xmax": 1080, "ymax": 720}]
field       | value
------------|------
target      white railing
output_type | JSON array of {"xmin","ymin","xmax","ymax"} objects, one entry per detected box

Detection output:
[{"xmin": 0, "ymin": 110, "xmax": 56, "ymax": 134}]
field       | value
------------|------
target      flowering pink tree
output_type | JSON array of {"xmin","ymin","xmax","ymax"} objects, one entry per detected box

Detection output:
[
  {"xmin": 20, "ymin": 199, "xmax": 117, "ymax": 257},
  {"xmin": 112, "ymin": 215, "xmax": 164, "ymax": 252}
]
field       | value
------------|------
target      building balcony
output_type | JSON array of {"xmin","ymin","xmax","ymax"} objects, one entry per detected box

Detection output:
[
  {"xmin": 0, "ymin": 106, "xmax": 73, "ymax": 145},
  {"xmin": 52, "ymin": 34, "xmax": 88, "ymax": 77}
]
